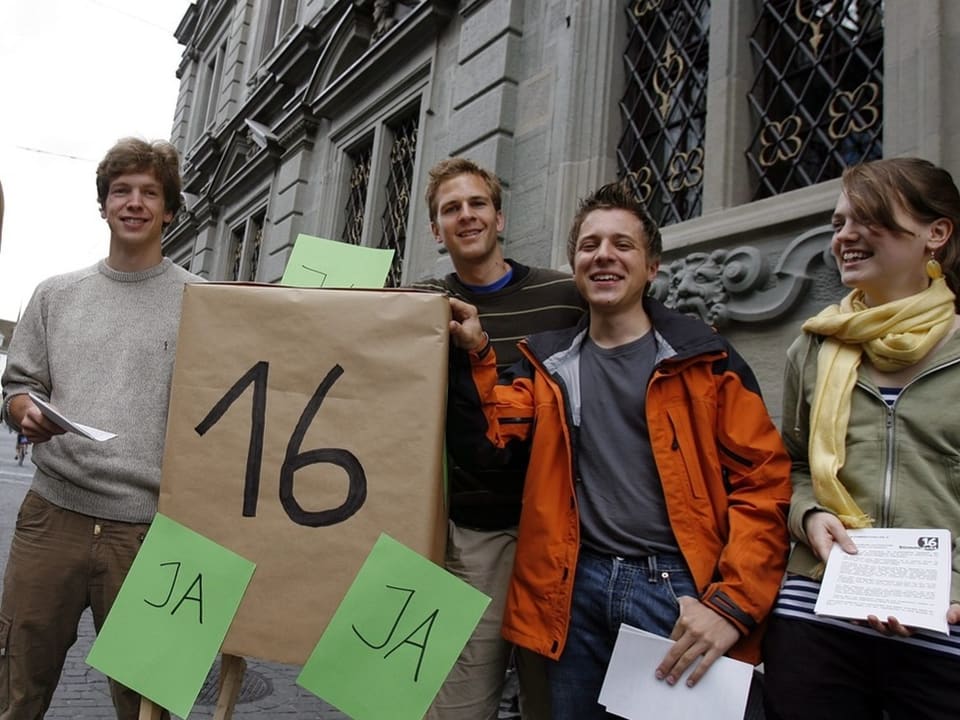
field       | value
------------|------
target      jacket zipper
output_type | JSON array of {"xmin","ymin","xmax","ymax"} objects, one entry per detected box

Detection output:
[
  {"xmin": 858, "ymin": 355, "xmax": 960, "ymax": 527},
  {"xmin": 519, "ymin": 345, "xmax": 579, "ymax": 493},
  {"xmin": 882, "ymin": 404, "xmax": 894, "ymax": 528},
  {"xmin": 519, "ymin": 342, "xmax": 581, "ymax": 651}
]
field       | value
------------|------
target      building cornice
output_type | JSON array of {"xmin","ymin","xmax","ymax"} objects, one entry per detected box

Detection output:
[{"xmin": 309, "ymin": 0, "xmax": 456, "ymax": 119}]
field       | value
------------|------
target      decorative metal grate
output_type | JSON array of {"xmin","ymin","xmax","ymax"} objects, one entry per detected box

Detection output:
[
  {"xmin": 229, "ymin": 216, "xmax": 264, "ymax": 281},
  {"xmin": 247, "ymin": 216, "xmax": 263, "ymax": 281},
  {"xmin": 342, "ymin": 143, "xmax": 373, "ymax": 245},
  {"xmin": 617, "ymin": 0, "xmax": 709, "ymax": 227},
  {"xmin": 378, "ymin": 112, "xmax": 419, "ymax": 287},
  {"xmin": 230, "ymin": 227, "xmax": 244, "ymax": 281},
  {"xmin": 746, "ymin": 0, "xmax": 883, "ymax": 199}
]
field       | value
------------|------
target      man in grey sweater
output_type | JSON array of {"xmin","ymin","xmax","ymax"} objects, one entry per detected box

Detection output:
[{"xmin": 0, "ymin": 138, "xmax": 200, "ymax": 720}]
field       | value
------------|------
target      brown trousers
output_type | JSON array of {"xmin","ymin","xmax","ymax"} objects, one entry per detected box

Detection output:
[{"xmin": 0, "ymin": 491, "xmax": 167, "ymax": 720}]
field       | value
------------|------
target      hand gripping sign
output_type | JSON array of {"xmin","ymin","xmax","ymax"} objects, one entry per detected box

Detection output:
[{"xmin": 158, "ymin": 283, "xmax": 449, "ymax": 665}]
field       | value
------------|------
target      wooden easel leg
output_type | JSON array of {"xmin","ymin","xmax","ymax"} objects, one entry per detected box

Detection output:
[
  {"xmin": 138, "ymin": 698, "xmax": 163, "ymax": 720},
  {"xmin": 213, "ymin": 653, "xmax": 247, "ymax": 720}
]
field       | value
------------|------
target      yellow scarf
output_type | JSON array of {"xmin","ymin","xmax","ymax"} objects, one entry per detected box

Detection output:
[{"xmin": 801, "ymin": 277, "xmax": 956, "ymax": 528}]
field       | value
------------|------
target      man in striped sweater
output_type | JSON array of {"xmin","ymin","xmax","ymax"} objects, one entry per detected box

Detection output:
[{"xmin": 417, "ymin": 158, "xmax": 585, "ymax": 720}]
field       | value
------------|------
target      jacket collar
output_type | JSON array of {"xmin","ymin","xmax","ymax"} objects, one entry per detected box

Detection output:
[{"xmin": 523, "ymin": 296, "xmax": 725, "ymax": 366}]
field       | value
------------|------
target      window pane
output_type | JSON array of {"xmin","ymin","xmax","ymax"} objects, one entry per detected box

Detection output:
[
  {"xmin": 342, "ymin": 143, "xmax": 373, "ymax": 245},
  {"xmin": 248, "ymin": 214, "xmax": 263, "ymax": 281},
  {"xmin": 230, "ymin": 225, "xmax": 244, "ymax": 281},
  {"xmin": 378, "ymin": 111, "xmax": 419, "ymax": 288},
  {"xmin": 617, "ymin": 0, "xmax": 710, "ymax": 227},
  {"xmin": 746, "ymin": 0, "xmax": 883, "ymax": 199}
]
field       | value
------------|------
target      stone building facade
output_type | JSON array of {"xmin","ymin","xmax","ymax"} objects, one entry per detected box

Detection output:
[{"xmin": 163, "ymin": 0, "xmax": 960, "ymax": 419}]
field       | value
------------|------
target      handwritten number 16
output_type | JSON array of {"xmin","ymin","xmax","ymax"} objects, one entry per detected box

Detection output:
[{"xmin": 195, "ymin": 361, "xmax": 367, "ymax": 527}]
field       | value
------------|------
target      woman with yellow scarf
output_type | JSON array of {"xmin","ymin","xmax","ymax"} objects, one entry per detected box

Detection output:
[{"xmin": 763, "ymin": 158, "xmax": 960, "ymax": 720}]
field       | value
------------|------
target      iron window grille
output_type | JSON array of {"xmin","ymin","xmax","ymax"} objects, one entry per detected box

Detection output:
[
  {"xmin": 229, "ymin": 213, "xmax": 264, "ymax": 281},
  {"xmin": 746, "ymin": 0, "xmax": 883, "ymax": 199},
  {"xmin": 342, "ymin": 143, "xmax": 373, "ymax": 245},
  {"xmin": 230, "ymin": 228, "xmax": 244, "ymax": 281},
  {"xmin": 618, "ymin": 0, "xmax": 710, "ymax": 227},
  {"xmin": 378, "ymin": 113, "xmax": 419, "ymax": 288},
  {"xmin": 247, "ymin": 217, "xmax": 263, "ymax": 281}
]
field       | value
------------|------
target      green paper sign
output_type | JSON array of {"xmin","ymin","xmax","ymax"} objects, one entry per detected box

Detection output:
[
  {"xmin": 86, "ymin": 513, "xmax": 256, "ymax": 719},
  {"xmin": 297, "ymin": 533, "xmax": 491, "ymax": 720},
  {"xmin": 280, "ymin": 234, "xmax": 396, "ymax": 288}
]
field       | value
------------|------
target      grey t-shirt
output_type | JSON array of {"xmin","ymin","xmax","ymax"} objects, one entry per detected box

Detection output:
[{"xmin": 576, "ymin": 333, "xmax": 679, "ymax": 557}]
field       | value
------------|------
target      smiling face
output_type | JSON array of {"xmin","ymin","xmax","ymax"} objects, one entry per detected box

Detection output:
[
  {"xmin": 573, "ymin": 208, "xmax": 660, "ymax": 315},
  {"xmin": 430, "ymin": 173, "xmax": 505, "ymax": 270},
  {"xmin": 831, "ymin": 191, "xmax": 946, "ymax": 306},
  {"xmin": 100, "ymin": 170, "xmax": 173, "ymax": 252}
]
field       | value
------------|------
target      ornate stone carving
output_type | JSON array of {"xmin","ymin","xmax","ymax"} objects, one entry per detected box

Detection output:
[
  {"xmin": 353, "ymin": 0, "xmax": 418, "ymax": 43},
  {"xmin": 650, "ymin": 225, "xmax": 836, "ymax": 326}
]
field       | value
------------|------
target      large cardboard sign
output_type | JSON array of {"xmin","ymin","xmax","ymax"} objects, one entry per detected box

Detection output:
[{"xmin": 159, "ymin": 283, "xmax": 449, "ymax": 664}]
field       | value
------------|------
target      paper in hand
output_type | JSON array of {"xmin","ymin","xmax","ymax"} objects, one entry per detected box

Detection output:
[
  {"xmin": 598, "ymin": 624, "xmax": 753, "ymax": 720},
  {"xmin": 815, "ymin": 528, "xmax": 951, "ymax": 634},
  {"xmin": 28, "ymin": 393, "xmax": 117, "ymax": 441}
]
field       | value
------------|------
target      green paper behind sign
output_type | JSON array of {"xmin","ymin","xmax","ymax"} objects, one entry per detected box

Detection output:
[
  {"xmin": 280, "ymin": 234, "xmax": 395, "ymax": 288},
  {"xmin": 86, "ymin": 513, "xmax": 256, "ymax": 719},
  {"xmin": 297, "ymin": 533, "xmax": 490, "ymax": 720}
]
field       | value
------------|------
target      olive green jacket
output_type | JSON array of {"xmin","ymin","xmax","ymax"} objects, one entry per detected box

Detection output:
[{"xmin": 782, "ymin": 330, "xmax": 960, "ymax": 605}]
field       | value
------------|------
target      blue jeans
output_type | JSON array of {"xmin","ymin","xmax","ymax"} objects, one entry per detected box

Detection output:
[{"xmin": 547, "ymin": 548, "xmax": 698, "ymax": 720}]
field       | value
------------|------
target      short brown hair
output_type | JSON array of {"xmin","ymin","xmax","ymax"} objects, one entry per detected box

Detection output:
[
  {"xmin": 424, "ymin": 157, "xmax": 502, "ymax": 222},
  {"xmin": 96, "ymin": 138, "xmax": 182, "ymax": 223},
  {"xmin": 567, "ymin": 180, "xmax": 662, "ymax": 266},
  {"xmin": 842, "ymin": 157, "xmax": 960, "ymax": 309}
]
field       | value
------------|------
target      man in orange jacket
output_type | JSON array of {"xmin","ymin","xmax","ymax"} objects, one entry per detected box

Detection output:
[{"xmin": 447, "ymin": 181, "xmax": 791, "ymax": 718}]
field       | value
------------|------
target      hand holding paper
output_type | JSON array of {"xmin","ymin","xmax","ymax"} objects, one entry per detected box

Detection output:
[
  {"xmin": 28, "ymin": 393, "xmax": 117, "ymax": 441},
  {"xmin": 656, "ymin": 596, "xmax": 741, "ymax": 688},
  {"xmin": 804, "ymin": 509, "xmax": 859, "ymax": 561},
  {"xmin": 814, "ymin": 528, "xmax": 952, "ymax": 634},
  {"xmin": 6, "ymin": 393, "xmax": 65, "ymax": 444},
  {"xmin": 599, "ymin": 624, "xmax": 753, "ymax": 720},
  {"xmin": 949, "ymin": 603, "xmax": 960, "ymax": 625}
]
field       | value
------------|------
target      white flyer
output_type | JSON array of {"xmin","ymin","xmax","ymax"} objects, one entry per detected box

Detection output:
[
  {"xmin": 598, "ymin": 624, "xmax": 753, "ymax": 720},
  {"xmin": 815, "ymin": 527, "xmax": 952, "ymax": 634},
  {"xmin": 28, "ymin": 393, "xmax": 117, "ymax": 442}
]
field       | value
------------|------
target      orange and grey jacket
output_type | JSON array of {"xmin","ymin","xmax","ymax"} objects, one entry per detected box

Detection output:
[{"xmin": 447, "ymin": 299, "xmax": 792, "ymax": 664}]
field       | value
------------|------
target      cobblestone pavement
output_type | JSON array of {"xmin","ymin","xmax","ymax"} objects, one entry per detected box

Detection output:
[{"xmin": 0, "ymin": 432, "xmax": 525, "ymax": 719}]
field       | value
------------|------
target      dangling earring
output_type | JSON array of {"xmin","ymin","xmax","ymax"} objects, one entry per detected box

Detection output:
[{"xmin": 927, "ymin": 251, "xmax": 944, "ymax": 281}]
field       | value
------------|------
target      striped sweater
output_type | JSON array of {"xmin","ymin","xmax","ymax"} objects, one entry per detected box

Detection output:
[{"xmin": 414, "ymin": 260, "xmax": 585, "ymax": 528}]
